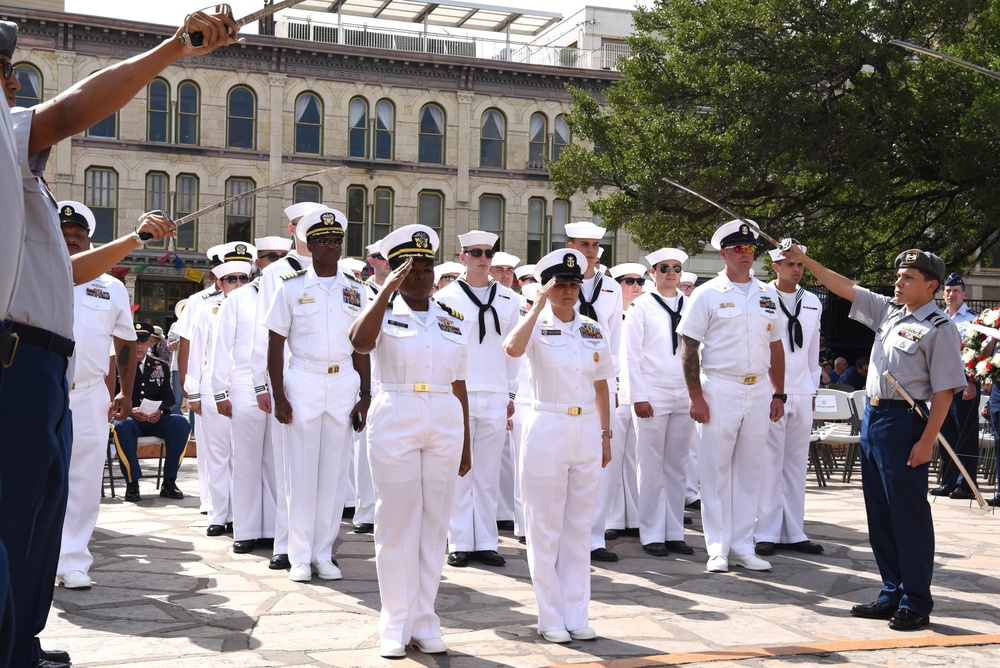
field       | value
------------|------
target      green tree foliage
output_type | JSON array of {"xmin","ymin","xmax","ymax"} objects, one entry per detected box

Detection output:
[{"xmin": 550, "ymin": 0, "xmax": 1000, "ymax": 281}]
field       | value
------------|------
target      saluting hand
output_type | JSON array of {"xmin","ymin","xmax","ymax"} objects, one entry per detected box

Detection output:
[
  {"xmin": 382, "ymin": 258, "xmax": 413, "ymax": 294},
  {"xmin": 533, "ymin": 277, "xmax": 558, "ymax": 310}
]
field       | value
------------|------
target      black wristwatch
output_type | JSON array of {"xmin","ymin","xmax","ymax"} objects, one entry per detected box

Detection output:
[{"xmin": 772, "ymin": 393, "xmax": 787, "ymax": 403}]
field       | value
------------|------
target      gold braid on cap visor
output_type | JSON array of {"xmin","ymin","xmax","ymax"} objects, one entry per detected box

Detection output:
[
  {"xmin": 305, "ymin": 225, "xmax": 345, "ymax": 240},
  {"xmin": 387, "ymin": 245, "xmax": 436, "ymax": 260}
]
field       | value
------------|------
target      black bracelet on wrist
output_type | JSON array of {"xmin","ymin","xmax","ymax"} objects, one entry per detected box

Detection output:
[
  {"xmin": 359, "ymin": 389, "xmax": 372, "ymax": 397},
  {"xmin": 772, "ymin": 393, "xmax": 787, "ymax": 403}
]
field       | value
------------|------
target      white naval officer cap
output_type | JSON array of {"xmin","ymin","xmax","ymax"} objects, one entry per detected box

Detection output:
[
  {"xmin": 645, "ymin": 247, "xmax": 689, "ymax": 267},
  {"xmin": 284, "ymin": 201, "xmax": 327, "ymax": 224},
  {"xmin": 711, "ymin": 219, "xmax": 758, "ymax": 250},
  {"xmin": 680, "ymin": 271, "xmax": 698, "ymax": 284},
  {"xmin": 768, "ymin": 239, "xmax": 806, "ymax": 262},
  {"xmin": 254, "ymin": 236, "xmax": 293, "ymax": 253},
  {"xmin": 339, "ymin": 257, "xmax": 368, "ymax": 276},
  {"xmin": 521, "ymin": 282, "xmax": 541, "ymax": 303},
  {"xmin": 534, "ymin": 248, "xmax": 587, "ymax": 284},
  {"xmin": 295, "ymin": 208, "xmax": 348, "ymax": 244},
  {"xmin": 491, "ymin": 252, "xmax": 521, "ymax": 269},
  {"xmin": 608, "ymin": 263, "xmax": 648, "ymax": 280},
  {"xmin": 564, "ymin": 221, "xmax": 607, "ymax": 240},
  {"xmin": 457, "ymin": 230, "xmax": 498, "ymax": 249},
  {"xmin": 380, "ymin": 224, "xmax": 439, "ymax": 267},
  {"xmin": 434, "ymin": 261, "xmax": 465, "ymax": 283},
  {"xmin": 514, "ymin": 264, "xmax": 536, "ymax": 280},
  {"xmin": 366, "ymin": 241, "xmax": 384, "ymax": 258},
  {"xmin": 206, "ymin": 244, "xmax": 226, "ymax": 263},
  {"xmin": 57, "ymin": 201, "xmax": 97, "ymax": 237},
  {"xmin": 213, "ymin": 242, "xmax": 257, "ymax": 279}
]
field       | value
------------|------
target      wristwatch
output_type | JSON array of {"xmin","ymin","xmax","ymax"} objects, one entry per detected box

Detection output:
[
  {"xmin": 601, "ymin": 429, "xmax": 613, "ymax": 438},
  {"xmin": 772, "ymin": 393, "xmax": 787, "ymax": 403}
]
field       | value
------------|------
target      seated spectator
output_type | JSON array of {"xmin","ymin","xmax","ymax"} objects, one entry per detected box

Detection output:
[
  {"xmin": 818, "ymin": 332, "xmax": 835, "ymax": 365},
  {"xmin": 838, "ymin": 356, "xmax": 869, "ymax": 391},
  {"xmin": 829, "ymin": 357, "xmax": 849, "ymax": 383}
]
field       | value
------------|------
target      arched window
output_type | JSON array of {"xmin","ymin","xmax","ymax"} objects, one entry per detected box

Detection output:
[
  {"xmin": 144, "ymin": 171, "xmax": 169, "ymax": 249},
  {"xmin": 176, "ymin": 81, "xmax": 200, "ymax": 145},
  {"xmin": 348, "ymin": 97, "xmax": 368, "ymax": 158},
  {"xmin": 553, "ymin": 114, "xmax": 571, "ymax": 161},
  {"xmin": 224, "ymin": 177, "xmax": 255, "ymax": 242},
  {"xmin": 175, "ymin": 174, "xmax": 199, "ymax": 250},
  {"xmin": 293, "ymin": 181, "xmax": 322, "ymax": 204},
  {"xmin": 528, "ymin": 112, "xmax": 547, "ymax": 167},
  {"xmin": 417, "ymin": 191, "xmax": 444, "ymax": 259},
  {"xmin": 85, "ymin": 167, "xmax": 118, "ymax": 244},
  {"xmin": 347, "ymin": 185, "xmax": 367, "ymax": 257},
  {"xmin": 13, "ymin": 63, "xmax": 42, "ymax": 107},
  {"xmin": 478, "ymin": 194, "xmax": 504, "ymax": 248},
  {"xmin": 294, "ymin": 91, "xmax": 323, "ymax": 154},
  {"xmin": 418, "ymin": 104, "xmax": 445, "ymax": 164},
  {"xmin": 374, "ymin": 99, "xmax": 395, "ymax": 160},
  {"xmin": 480, "ymin": 109, "xmax": 505, "ymax": 168},
  {"xmin": 527, "ymin": 197, "xmax": 546, "ymax": 263},
  {"xmin": 147, "ymin": 78, "xmax": 170, "ymax": 142},
  {"xmin": 227, "ymin": 85, "xmax": 257, "ymax": 149}
]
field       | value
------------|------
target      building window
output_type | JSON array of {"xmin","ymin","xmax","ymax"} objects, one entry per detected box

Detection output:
[
  {"xmin": 176, "ymin": 81, "xmax": 200, "ymax": 145},
  {"xmin": 294, "ymin": 91, "xmax": 323, "ymax": 154},
  {"xmin": 147, "ymin": 78, "xmax": 169, "ymax": 142},
  {"xmin": 529, "ymin": 112, "xmax": 547, "ymax": 167},
  {"xmin": 550, "ymin": 199, "xmax": 570, "ymax": 251},
  {"xmin": 418, "ymin": 191, "xmax": 444, "ymax": 258},
  {"xmin": 553, "ymin": 114, "xmax": 571, "ymax": 161},
  {"xmin": 85, "ymin": 167, "xmax": 118, "ymax": 244},
  {"xmin": 346, "ymin": 185, "xmax": 367, "ymax": 258},
  {"xmin": 527, "ymin": 197, "xmax": 545, "ymax": 263},
  {"xmin": 349, "ymin": 97, "xmax": 368, "ymax": 158},
  {"xmin": 592, "ymin": 213, "xmax": 613, "ymax": 264},
  {"xmin": 374, "ymin": 99, "xmax": 395, "ymax": 160},
  {"xmin": 224, "ymin": 177, "xmax": 255, "ymax": 242},
  {"xmin": 13, "ymin": 63, "xmax": 42, "ymax": 107},
  {"xmin": 175, "ymin": 174, "xmax": 199, "ymax": 251},
  {"xmin": 373, "ymin": 187, "xmax": 393, "ymax": 246},
  {"xmin": 144, "ymin": 171, "xmax": 170, "ymax": 249},
  {"xmin": 478, "ymin": 195, "xmax": 504, "ymax": 249},
  {"xmin": 227, "ymin": 85, "xmax": 256, "ymax": 149},
  {"xmin": 293, "ymin": 182, "xmax": 321, "ymax": 204},
  {"xmin": 418, "ymin": 104, "xmax": 445, "ymax": 164},
  {"xmin": 480, "ymin": 109, "xmax": 506, "ymax": 168}
]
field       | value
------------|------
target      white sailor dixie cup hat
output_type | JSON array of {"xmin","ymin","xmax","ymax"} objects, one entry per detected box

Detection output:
[
  {"xmin": 768, "ymin": 239, "xmax": 806, "ymax": 262},
  {"xmin": 514, "ymin": 264, "xmax": 536, "ymax": 280},
  {"xmin": 295, "ymin": 208, "xmax": 348, "ymax": 244},
  {"xmin": 57, "ymin": 201, "xmax": 97, "ymax": 237},
  {"xmin": 457, "ymin": 230, "xmax": 498, "ymax": 248},
  {"xmin": 534, "ymin": 248, "xmax": 587, "ymax": 283},
  {"xmin": 645, "ymin": 247, "xmax": 689, "ymax": 267},
  {"xmin": 609, "ymin": 263, "xmax": 648, "ymax": 280},
  {"xmin": 491, "ymin": 252, "xmax": 521, "ymax": 268},
  {"xmin": 434, "ymin": 261, "xmax": 465, "ymax": 283},
  {"xmin": 284, "ymin": 201, "xmax": 327, "ymax": 224},
  {"xmin": 380, "ymin": 224, "xmax": 440, "ymax": 266},
  {"xmin": 254, "ymin": 236, "xmax": 293, "ymax": 253},
  {"xmin": 563, "ymin": 221, "xmax": 607, "ymax": 240},
  {"xmin": 711, "ymin": 219, "xmax": 759, "ymax": 250},
  {"xmin": 680, "ymin": 271, "xmax": 698, "ymax": 284}
]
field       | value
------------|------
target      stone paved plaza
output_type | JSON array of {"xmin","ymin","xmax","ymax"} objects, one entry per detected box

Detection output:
[{"xmin": 43, "ymin": 464, "xmax": 1000, "ymax": 667}]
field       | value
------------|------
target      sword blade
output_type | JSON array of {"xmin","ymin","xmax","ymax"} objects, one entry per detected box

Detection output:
[
  {"xmin": 889, "ymin": 39, "xmax": 1000, "ymax": 82},
  {"xmin": 661, "ymin": 176, "xmax": 782, "ymax": 248}
]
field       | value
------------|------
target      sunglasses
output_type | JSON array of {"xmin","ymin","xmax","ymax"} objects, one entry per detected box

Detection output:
[
  {"xmin": 618, "ymin": 277, "xmax": 646, "ymax": 286},
  {"xmin": 258, "ymin": 252, "xmax": 284, "ymax": 263},
  {"xmin": 726, "ymin": 244, "xmax": 756, "ymax": 255},
  {"xmin": 520, "ymin": 277, "xmax": 538, "ymax": 284},
  {"xmin": 311, "ymin": 236, "xmax": 344, "ymax": 247},
  {"xmin": 1, "ymin": 60, "xmax": 13, "ymax": 81},
  {"xmin": 656, "ymin": 264, "xmax": 684, "ymax": 274},
  {"xmin": 464, "ymin": 248, "xmax": 495, "ymax": 258},
  {"xmin": 224, "ymin": 275, "xmax": 251, "ymax": 285},
  {"xmin": 369, "ymin": 254, "xmax": 384, "ymax": 261}
]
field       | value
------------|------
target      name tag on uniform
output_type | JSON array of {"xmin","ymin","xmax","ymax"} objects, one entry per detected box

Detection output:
[
  {"xmin": 579, "ymin": 324, "xmax": 603, "ymax": 340},
  {"xmin": 388, "ymin": 319, "xmax": 408, "ymax": 328},
  {"xmin": 343, "ymin": 287, "xmax": 362, "ymax": 308},
  {"xmin": 719, "ymin": 302, "xmax": 735, "ymax": 308},
  {"xmin": 437, "ymin": 317, "xmax": 462, "ymax": 335},
  {"xmin": 86, "ymin": 287, "xmax": 110, "ymax": 300},
  {"xmin": 542, "ymin": 329, "xmax": 561, "ymax": 336},
  {"xmin": 298, "ymin": 296, "xmax": 315, "ymax": 304}
]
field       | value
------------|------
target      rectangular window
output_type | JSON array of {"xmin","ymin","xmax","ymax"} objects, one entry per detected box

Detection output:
[
  {"xmin": 293, "ymin": 182, "xmax": 321, "ymax": 204},
  {"xmin": 87, "ymin": 113, "xmax": 118, "ymax": 139},
  {"xmin": 550, "ymin": 199, "xmax": 570, "ymax": 251},
  {"xmin": 478, "ymin": 195, "xmax": 504, "ymax": 250},
  {"xmin": 418, "ymin": 191, "xmax": 444, "ymax": 259},
  {"xmin": 593, "ymin": 214, "xmax": 614, "ymax": 265},
  {"xmin": 346, "ymin": 186, "xmax": 367, "ymax": 258},
  {"xmin": 373, "ymin": 187, "xmax": 393, "ymax": 247},
  {"xmin": 144, "ymin": 172, "xmax": 169, "ymax": 250},
  {"xmin": 224, "ymin": 178, "xmax": 255, "ymax": 242},
  {"xmin": 175, "ymin": 174, "xmax": 199, "ymax": 251},
  {"xmin": 527, "ymin": 197, "xmax": 545, "ymax": 264},
  {"xmin": 85, "ymin": 167, "xmax": 118, "ymax": 244}
]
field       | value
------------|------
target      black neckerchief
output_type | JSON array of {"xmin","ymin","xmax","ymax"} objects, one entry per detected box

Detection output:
[
  {"xmin": 457, "ymin": 279, "xmax": 500, "ymax": 344},
  {"xmin": 651, "ymin": 293, "xmax": 684, "ymax": 354},
  {"xmin": 367, "ymin": 278, "xmax": 380, "ymax": 296},
  {"xmin": 579, "ymin": 270, "xmax": 603, "ymax": 321},
  {"xmin": 777, "ymin": 288, "xmax": 803, "ymax": 352}
]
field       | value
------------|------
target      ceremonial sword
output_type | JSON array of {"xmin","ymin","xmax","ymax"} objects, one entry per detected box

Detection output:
[
  {"xmin": 889, "ymin": 40, "xmax": 1000, "ymax": 82},
  {"xmin": 883, "ymin": 370, "xmax": 988, "ymax": 509},
  {"xmin": 660, "ymin": 176, "xmax": 788, "ymax": 250},
  {"xmin": 188, "ymin": 0, "xmax": 310, "ymax": 47}
]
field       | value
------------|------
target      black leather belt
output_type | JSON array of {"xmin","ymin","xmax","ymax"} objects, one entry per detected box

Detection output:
[
  {"xmin": 1, "ymin": 321, "xmax": 75, "ymax": 364},
  {"xmin": 868, "ymin": 397, "xmax": 922, "ymax": 410}
]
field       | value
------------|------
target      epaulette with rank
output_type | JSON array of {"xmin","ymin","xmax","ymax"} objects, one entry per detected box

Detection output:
[
  {"xmin": 928, "ymin": 312, "xmax": 949, "ymax": 328},
  {"xmin": 345, "ymin": 272, "xmax": 364, "ymax": 286},
  {"xmin": 435, "ymin": 300, "xmax": 464, "ymax": 321},
  {"xmin": 203, "ymin": 290, "xmax": 221, "ymax": 299},
  {"xmin": 281, "ymin": 269, "xmax": 307, "ymax": 281}
]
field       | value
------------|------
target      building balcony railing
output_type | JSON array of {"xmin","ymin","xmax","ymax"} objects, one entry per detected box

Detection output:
[{"xmin": 278, "ymin": 18, "xmax": 630, "ymax": 71}]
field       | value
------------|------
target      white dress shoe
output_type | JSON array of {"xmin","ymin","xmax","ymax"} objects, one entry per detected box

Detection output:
[
  {"xmin": 731, "ymin": 553, "xmax": 772, "ymax": 571},
  {"xmin": 312, "ymin": 560, "xmax": 342, "ymax": 580},
  {"xmin": 706, "ymin": 556, "xmax": 729, "ymax": 573},
  {"xmin": 568, "ymin": 626, "xmax": 597, "ymax": 640},
  {"xmin": 411, "ymin": 637, "xmax": 448, "ymax": 654},
  {"xmin": 288, "ymin": 562, "xmax": 312, "ymax": 582},
  {"xmin": 59, "ymin": 570, "xmax": 92, "ymax": 589},
  {"xmin": 380, "ymin": 639, "xmax": 407, "ymax": 658},
  {"xmin": 540, "ymin": 629, "xmax": 572, "ymax": 643}
]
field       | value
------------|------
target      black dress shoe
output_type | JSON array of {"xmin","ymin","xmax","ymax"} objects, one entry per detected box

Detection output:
[
  {"xmin": 664, "ymin": 540, "xmax": 695, "ymax": 555},
  {"xmin": 590, "ymin": 547, "xmax": 618, "ymax": 562},
  {"xmin": 269, "ymin": 554, "xmax": 291, "ymax": 570},
  {"xmin": 850, "ymin": 600, "xmax": 897, "ymax": 619},
  {"xmin": 40, "ymin": 649, "xmax": 71, "ymax": 663},
  {"xmin": 929, "ymin": 485, "xmax": 957, "ymax": 496},
  {"xmin": 620, "ymin": 527, "xmax": 640, "ymax": 537},
  {"xmin": 352, "ymin": 523, "xmax": 375, "ymax": 534},
  {"xmin": 233, "ymin": 540, "xmax": 255, "ymax": 554},
  {"xmin": 685, "ymin": 499, "xmax": 701, "ymax": 510},
  {"xmin": 604, "ymin": 529, "xmax": 619, "ymax": 541},
  {"xmin": 755, "ymin": 541, "xmax": 776, "ymax": 556},
  {"xmin": 124, "ymin": 482, "xmax": 141, "ymax": 502},
  {"xmin": 473, "ymin": 550, "xmax": 506, "ymax": 566},
  {"xmin": 225, "ymin": 521, "xmax": 234, "ymax": 534},
  {"xmin": 517, "ymin": 535, "xmax": 526, "ymax": 544},
  {"xmin": 497, "ymin": 520, "xmax": 515, "ymax": 531},
  {"xmin": 778, "ymin": 540, "xmax": 825, "ymax": 554},
  {"xmin": 642, "ymin": 542, "xmax": 669, "ymax": 557},
  {"xmin": 889, "ymin": 608, "xmax": 930, "ymax": 631},
  {"xmin": 991, "ymin": 496, "xmax": 1000, "ymax": 507},
  {"xmin": 206, "ymin": 524, "xmax": 226, "ymax": 537},
  {"xmin": 37, "ymin": 660, "xmax": 70, "ymax": 668},
  {"xmin": 684, "ymin": 516, "xmax": 693, "ymax": 525},
  {"xmin": 448, "ymin": 551, "xmax": 470, "ymax": 567},
  {"xmin": 159, "ymin": 478, "xmax": 184, "ymax": 499},
  {"xmin": 342, "ymin": 506, "xmax": 356, "ymax": 519},
  {"xmin": 949, "ymin": 488, "xmax": 975, "ymax": 500},
  {"xmin": 256, "ymin": 537, "xmax": 274, "ymax": 549}
]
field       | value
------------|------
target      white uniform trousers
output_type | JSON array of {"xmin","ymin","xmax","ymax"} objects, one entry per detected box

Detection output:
[
  {"xmin": 369, "ymin": 390, "xmax": 463, "ymax": 645},
  {"xmin": 268, "ymin": 413, "xmax": 290, "ymax": 556},
  {"xmin": 57, "ymin": 380, "xmax": 111, "ymax": 577},
  {"xmin": 756, "ymin": 392, "xmax": 813, "ymax": 544},
  {"xmin": 344, "ymin": 438, "xmax": 357, "ymax": 511},
  {"xmin": 448, "ymin": 390, "xmax": 508, "ymax": 552},
  {"xmin": 283, "ymin": 364, "xmax": 358, "ymax": 565},
  {"xmin": 522, "ymin": 408, "xmax": 601, "ymax": 634},
  {"xmin": 509, "ymin": 402, "xmax": 529, "ymax": 536},
  {"xmin": 496, "ymin": 430, "xmax": 516, "ymax": 522},
  {"xmin": 201, "ymin": 401, "xmax": 234, "ymax": 527},
  {"xmin": 684, "ymin": 430, "xmax": 700, "ymax": 506},
  {"xmin": 697, "ymin": 376, "xmax": 771, "ymax": 558},
  {"xmin": 353, "ymin": 425, "xmax": 376, "ymax": 525},
  {"xmin": 590, "ymin": 379, "xmax": 616, "ymax": 550},
  {"xmin": 230, "ymin": 388, "xmax": 275, "ymax": 541},
  {"xmin": 633, "ymin": 387, "xmax": 694, "ymax": 544},
  {"xmin": 601, "ymin": 402, "xmax": 639, "ymax": 531},
  {"xmin": 193, "ymin": 408, "xmax": 212, "ymax": 513}
]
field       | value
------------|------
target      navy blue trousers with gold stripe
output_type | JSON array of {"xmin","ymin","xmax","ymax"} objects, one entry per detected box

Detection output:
[{"xmin": 111, "ymin": 414, "xmax": 190, "ymax": 483}]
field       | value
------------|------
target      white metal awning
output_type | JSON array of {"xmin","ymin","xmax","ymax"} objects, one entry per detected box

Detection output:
[{"xmin": 295, "ymin": 0, "xmax": 562, "ymax": 36}]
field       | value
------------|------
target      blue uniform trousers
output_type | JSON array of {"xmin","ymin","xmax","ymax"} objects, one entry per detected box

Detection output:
[
  {"xmin": 860, "ymin": 403, "xmax": 944, "ymax": 617},
  {"xmin": 0, "ymin": 341, "xmax": 72, "ymax": 667},
  {"xmin": 111, "ymin": 414, "xmax": 190, "ymax": 483},
  {"xmin": 939, "ymin": 391, "xmax": 979, "ymax": 491}
]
